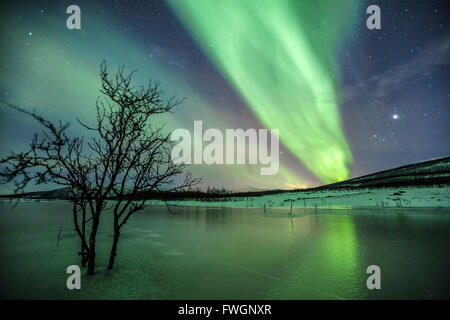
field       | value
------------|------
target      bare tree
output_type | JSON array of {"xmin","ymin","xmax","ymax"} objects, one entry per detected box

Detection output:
[
  {"xmin": 93, "ymin": 62, "xmax": 200, "ymax": 270},
  {"xmin": 0, "ymin": 61, "xmax": 199, "ymax": 274}
]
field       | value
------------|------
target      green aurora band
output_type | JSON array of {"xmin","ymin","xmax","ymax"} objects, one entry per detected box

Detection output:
[
  {"xmin": 169, "ymin": 0, "xmax": 358, "ymax": 183},
  {"xmin": 0, "ymin": 3, "xmax": 307, "ymax": 190}
]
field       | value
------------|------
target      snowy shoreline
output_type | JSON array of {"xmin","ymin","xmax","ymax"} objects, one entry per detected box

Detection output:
[
  {"xmin": 1, "ymin": 186, "xmax": 448, "ymax": 210},
  {"xmin": 149, "ymin": 186, "xmax": 450, "ymax": 209}
]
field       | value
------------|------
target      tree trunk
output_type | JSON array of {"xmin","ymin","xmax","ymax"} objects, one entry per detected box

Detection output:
[
  {"xmin": 87, "ymin": 219, "xmax": 99, "ymax": 275},
  {"xmin": 81, "ymin": 206, "xmax": 87, "ymax": 268},
  {"xmin": 80, "ymin": 242, "xmax": 87, "ymax": 268},
  {"xmin": 107, "ymin": 225, "xmax": 120, "ymax": 270}
]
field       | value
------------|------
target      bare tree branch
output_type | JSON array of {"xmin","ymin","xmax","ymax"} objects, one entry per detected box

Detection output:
[{"xmin": 0, "ymin": 61, "xmax": 200, "ymax": 274}]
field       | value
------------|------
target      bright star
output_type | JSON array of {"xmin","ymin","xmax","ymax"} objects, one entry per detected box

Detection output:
[{"xmin": 392, "ymin": 114, "xmax": 399, "ymax": 120}]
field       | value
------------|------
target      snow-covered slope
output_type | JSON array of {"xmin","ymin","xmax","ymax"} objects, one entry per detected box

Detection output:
[{"xmin": 154, "ymin": 157, "xmax": 450, "ymax": 209}]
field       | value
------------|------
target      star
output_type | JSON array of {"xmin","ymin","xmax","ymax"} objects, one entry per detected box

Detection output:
[{"xmin": 392, "ymin": 114, "xmax": 399, "ymax": 120}]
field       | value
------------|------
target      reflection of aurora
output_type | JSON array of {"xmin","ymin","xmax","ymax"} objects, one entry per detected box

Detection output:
[
  {"xmin": 169, "ymin": 0, "xmax": 357, "ymax": 183},
  {"xmin": 204, "ymin": 213, "xmax": 363, "ymax": 299},
  {"xmin": 313, "ymin": 215, "xmax": 362, "ymax": 297},
  {"xmin": 268, "ymin": 214, "xmax": 363, "ymax": 299}
]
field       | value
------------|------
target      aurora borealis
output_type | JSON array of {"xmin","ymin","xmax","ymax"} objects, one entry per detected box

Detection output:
[
  {"xmin": 168, "ymin": 0, "xmax": 356, "ymax": 183},
  {"xmin": 0, "ymin": 0, "xmax": 449, "ymax": 192}
]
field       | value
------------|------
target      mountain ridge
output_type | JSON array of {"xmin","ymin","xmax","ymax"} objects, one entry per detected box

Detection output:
[{"xmin": 1, "ymin": 156, "xmax": 449, "ymax": 200}]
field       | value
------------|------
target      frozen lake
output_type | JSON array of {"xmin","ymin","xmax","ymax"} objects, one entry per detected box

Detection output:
[{"xmin": 0, "ymin": 201, "xmax": 449, "ymax": 299}]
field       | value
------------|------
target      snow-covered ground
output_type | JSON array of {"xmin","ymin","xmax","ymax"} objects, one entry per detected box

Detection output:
[{"xmin": 149, "ymin": 186, "xmax": 450, "ymax": 210}]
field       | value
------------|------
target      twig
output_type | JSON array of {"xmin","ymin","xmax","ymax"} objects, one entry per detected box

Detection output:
[
  {"xmin": 56, "ymin": 226, "xmax": 62, "ymax": 246},
  {"xmin": 164, "ymin": 200, "xmax": 174, "ymax": 214}
]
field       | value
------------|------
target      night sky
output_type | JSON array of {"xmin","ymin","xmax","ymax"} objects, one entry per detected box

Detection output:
[{"xmin": 0, "ymin": 0, "xmax": 449, "ymax": 192}]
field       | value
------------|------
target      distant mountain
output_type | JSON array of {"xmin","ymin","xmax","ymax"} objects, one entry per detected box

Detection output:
[
  {"xmin": 1, "ymin": 156, "xmax": 449, "ymax": 200},
  {"xmin": 314, "ymin": 156, "xmax": 450, "ymax": 190},
  {"xmin": 0, "ymin": 188, "xmax": 70, "ymax": 199},
  {"xmin": 235, "ymin": 186, "xmax": 271, "ymax": 193}
]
